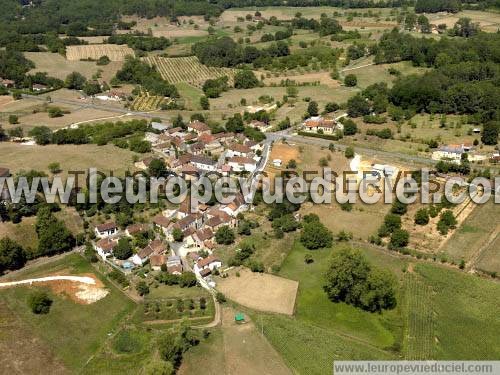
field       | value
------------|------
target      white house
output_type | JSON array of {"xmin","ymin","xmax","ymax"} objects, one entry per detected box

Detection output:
[
  {"xmin": 190, "ymin": 155, "xmax": 217, "ymax": 172},
  {"xmin": 132, "ymin": 240, "xmax": 165, "ymax": 266},
  {"xmin": 226, "ymin": 143, "xmax": 252, "ymax": 158},
  {"xmin": 194, "ymin": 255, "xmax": 222, "ymax": 277},
  {"xmin": 94, "ymin": 222, "xmax": 118, "ymax": 238},
  {"xmin": 94, "ymin": 238, "xmax": 117, "ymax": 260},
  {"xmin": 151, "ymin": 122, "xmax": 170, "ymax": 132},
  {"xmin": 228, "ymin": 156, "xmax": 257, "ymax": 172},
  {"xmin": 431, "ymin": 144, "xmax": 472, "ymax": 163}
]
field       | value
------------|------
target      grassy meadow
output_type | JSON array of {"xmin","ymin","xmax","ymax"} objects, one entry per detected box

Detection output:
[
  {"xmin": 0, "ymin": 254, "xmax": 136, "ymax": 371},
  {"xmin": 246, "ymin": 239, "xmax": 500, "ymax": 374}
]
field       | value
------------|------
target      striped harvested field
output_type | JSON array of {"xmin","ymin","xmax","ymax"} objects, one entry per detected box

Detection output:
[
  {"xmin": 66, "ymin": 44, "xmax": 135, "ymax": 61},
  {"xmin": 143, "ymin": 55, "xmax": 236, "ymax": 87}
]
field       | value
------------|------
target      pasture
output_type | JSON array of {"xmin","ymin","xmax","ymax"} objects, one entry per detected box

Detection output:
[
  {"xmin": 216, "ymin": 267, "xmax": 298, "ymax": 315},
  {"xmin": 0, "ymin": 207, "xmax": 83, "ymax": 250},
  {"xmin": 427, "ymin": 10, "xmax": 500, "ymax": 33},
  {"xmin": 66, "ymin": 44, "xmax": 134, "ymax": 61},
  {"xmin": 252, "ymin": 239, "xmax": 500, "ymax": 373},
  {"xmin": 24, "ymin": 52, "xmax": 123, "ymax": 81},
  {"xmin": 0, "ymin": 143, "xmax": 142, "ymax": 178},
  {"xmin": 0, "ymin": 253, "xmax": 136, "ymax": 371}
]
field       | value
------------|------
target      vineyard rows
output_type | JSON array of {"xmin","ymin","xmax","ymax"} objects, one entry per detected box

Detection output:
[
  {"xmin": 403, "ymin": 273, "xmax": 435, "ymax": 360},
  {"xmin": 131, "ymin": 95, "xmax": 164, "ymax": 111},
  {"xmin": 66, "ymin": 44, "xmax": 134, "ymax": 61},
  {"xmin": 143, "ymin": 56, "xmax": 237, "ymax": 87}
]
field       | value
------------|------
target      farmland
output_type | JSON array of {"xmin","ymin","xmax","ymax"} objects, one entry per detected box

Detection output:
[
  {"xmin": 66, "ymin": 44, "xmax": 135, "ymax": 62},
  {"xmin": 180, "ymin": 307, "xmax": 292, "ymax": 375},
  {"xmin": 216, "ymin": 267, "xmax": 298, "ymax": 315},
  {"xmin": 130, "ymin": 95, "xmax": 164, "ymax": 111},
  {"xmin": 24, "ymin": 52, "xmax": 123, "ymax": 81},
  {"xmin": 0, "ymin": 254, "xmax": 136, "ymax": 372},
  {"xmin": 249, "ymin": 240, "xmax": 500, "ymax": 374},
  {"xmin": 0, "ymin": 143, "xmax": 144, "ymax": 178},
  {"xmin": 144, "ymin": 55, "xmax": 237, "ymax": 87}
]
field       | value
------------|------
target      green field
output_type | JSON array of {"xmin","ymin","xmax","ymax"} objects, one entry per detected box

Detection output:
[
  {"xmin": 0, "ymin": 254, "xmax": 136, "ymax": 371},
  {"xmin": 250, "ymin": 240, "xmax": 500, "ymax": 374},
  {"xmin": 441, "ymin": 201, "xmax": 499, "ymax": 266}
]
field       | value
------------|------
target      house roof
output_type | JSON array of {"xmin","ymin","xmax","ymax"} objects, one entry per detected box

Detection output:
[
  {"xmin": 213, "ymin": 132, "xmax": 234, "ymax": 140},
  {"xmin": 199, "ymin": 133, "xmax": 216, "ymax": 144},
  {"xmin": 199, "ymin": 268, "xmax": 211, "ymax": 277},
  {"xmin": 176, "ymin": 213, "xmax": 202, "ymax": 229},
  {"xmin": 153, "ymin": 215, "xmax": 171, "ymax": 228},
  {"xmin": 95, "ymin": 222, "xmax": 117, "ymax": 232},
  {"xmin": 150, "ymin": 254, "xmax": 166, "ymax": 267},
  {"xmin": 168, "ymin": 264, "xmax": 183, "ymax": 274},
  {"xmin": 228, "ymin": 156, "xmax": 256, "ymax": 165},
  {"xmin": 191, "ymin": 154, "xmax": 216, "ymax": 166},
  {"xmin": 0, "ymin": 167, "xmax": 10, "ymax": 177},
  {"xmin": 96, "ymin": 238, "xmax": 117, "ymax": 253},
  {"xmin": 228, "ymin": 143, "xmax": 252, "ymax": 154},
  {"xmin": 137, "ymin": 239, "xmax": 164, "ymax": 259},
  {"xmin": 189, "ymin": 251, "xmax": 201, "ymax": 261},
  {"xmin": 188, "ymin": 121, "xmax": 210, "ymax": 132},
  {"xmin": 205, "ymin": 216, "xmax": 224, "ymax": 229},
  {"xmin": 168, "ymin": 127, "xmax": 183, "ymax": 134},
  {"xmin": 197, "ymin": 255, "xmax": 220, "ymax": 268},
  {"xmin": 195, "ymin": 228, "xmax": 214, "ymax": 242},
  {"xmin": 126, "ymin": 223, "xmax": 148, "ymax": 235}
]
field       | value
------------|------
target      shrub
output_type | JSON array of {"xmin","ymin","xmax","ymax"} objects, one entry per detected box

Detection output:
[
  {"xmin": 28, "ymin": 291, "xmax": 52, "ymax": 314},
  {"xmin": 344, "ymin": 74, "xmax": 357, "ymax": 87},
  {"xmin": 216, "ymin": 292, "xmax": 226, "ymax": 303}
]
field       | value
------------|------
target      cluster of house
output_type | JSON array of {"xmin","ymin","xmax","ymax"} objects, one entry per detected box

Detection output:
[
  {"xmin": 301, "ymin": 116, "xmax": 341, "ymax": 134},
  {"xmin": 91, "ymin": 190, "xmax": 240, "ymax": 279},
  {"xmin": 153, "ymin": 193, "xmax": 247, "ymax": 255},
  {"xmin": 137, "ymin": 120, "xmax": 264, "ymax": 175},
  {"xmin": 93, "ymin": 220, "xmax": 223, "ymax": 278},
  {"xmin": 431, "ymin": 143, "xmax": 490, "ymax": 163}
]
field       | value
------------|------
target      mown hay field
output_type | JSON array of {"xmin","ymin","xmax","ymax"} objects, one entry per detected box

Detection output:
[
  {"xmin": 66, "ymin": 44, "xmax": 134, "ymax": 61},
  {"xmin": 24, "ymin": 52, "xmax": 123, "ymax": 81},
  {"xmin": 216, "ymin": 268, "xmax": 298, "ymax": 315},
  {"xmin": 143, "ymin": 56, "xmax": 236, "ymax": 87}
]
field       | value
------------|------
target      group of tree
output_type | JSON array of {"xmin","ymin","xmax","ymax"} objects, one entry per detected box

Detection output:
[
  {"xmin": 35, "ymin": 206, "xmax": 75, "ymax": 257},
  {"xmin": 373, "ymin": 30, "xmax": 500, "ymax": 122},
  {"xmin": 0, "ymin": 238, "xmax": 26, "ymax": 275},
  {"xmin": 202, "ymin": 76, "xmax": 229, "ymax": 98},
  {"xmin": 291, "ymin": 14, "xmax": 343, "ymax": 36},
  {"xmin": 192, "ymin": 37, "xmax": 289, "ymax": 68},
  {"xmin": 114, "ymin": 57, "xmax": 178, "ymax": 98},
  {"xmin": 415, "ymin": 0, "xmax": 461, "ymax": 13},
  {"xmin": 324, "ymin": 248, "xmax": 397, "ymax": 312},
  {"xmin": 376, "ymin": 201, "xmax": 410, "ymax": 250},
  {"xmin": 29, "ymin": 119, "xmax": 152, "ymax": 153},
  {"xmin": 300, "ymin": 214, "xmax": 333, "ymax": 250},
  {"xmin": 106, "ymin": 34, "xmax": 171, "ymax": 52}
]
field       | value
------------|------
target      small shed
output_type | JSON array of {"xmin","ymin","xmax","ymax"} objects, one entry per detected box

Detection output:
[{"xmin": 234, "ymin": 312, "xmax": 245, "ymax": 323}]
